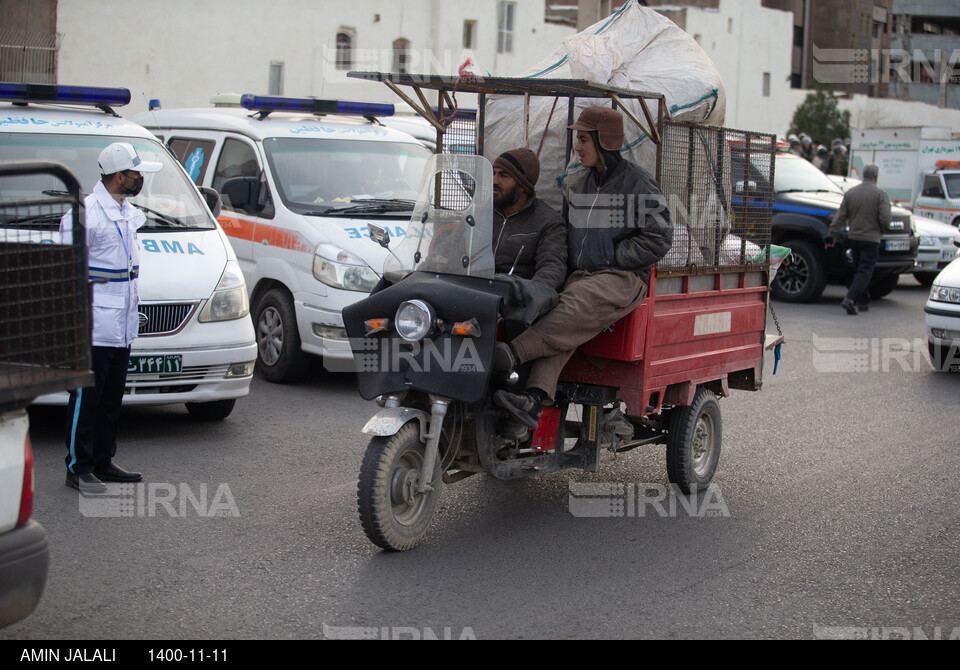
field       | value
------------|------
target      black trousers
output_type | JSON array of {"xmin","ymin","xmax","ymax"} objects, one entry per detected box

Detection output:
[
  {"xmin": 65, "ymin": 346, "xmax": 131, "ymax": 475},
  {"xmin": 846, "ymin": 240, "xmax": 880, "ymax": 306}
]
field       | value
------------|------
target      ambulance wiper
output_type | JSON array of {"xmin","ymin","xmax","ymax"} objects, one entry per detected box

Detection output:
[
  {"xmin": 0, "ymin": 212, "xmax": 62, "ymax": 229},
  {"xmin": 322, "ymin": 199, "xmax": 417, "ymax": 216},
  {"xmin": 138, "ymin": 206, "xmax": 187, "ymax": 228}
]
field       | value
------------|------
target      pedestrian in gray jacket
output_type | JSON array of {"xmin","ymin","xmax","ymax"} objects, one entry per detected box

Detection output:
[
  {"xmin": 825, "ymin": 163, "xmax": 891, "ymax": 314},
  {"xmin": 493, "ymin": 107, "xmax": 673, "ymax": 438}
]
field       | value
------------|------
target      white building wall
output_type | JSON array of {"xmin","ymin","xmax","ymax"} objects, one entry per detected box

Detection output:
[
  {"xmin": 680, "ymin": 0, "xmax": 795, "ymax": 136},
  {"xmin": 56, "ymin": 0, "xmax": 575, "ymax": 116},
  {"xmin": 786, "ymin": 88, "xmax": 960, "ymax": 136}
]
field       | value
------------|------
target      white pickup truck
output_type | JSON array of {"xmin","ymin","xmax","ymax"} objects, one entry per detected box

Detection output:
[{"xmin": 913, "ymin": 162, "xmax": 960, "ymax": 228}]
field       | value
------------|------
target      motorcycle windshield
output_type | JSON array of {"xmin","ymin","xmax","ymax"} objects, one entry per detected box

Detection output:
[{"xmin": 382, "ymin": 154, "xmax": 495, "ymax": 281}]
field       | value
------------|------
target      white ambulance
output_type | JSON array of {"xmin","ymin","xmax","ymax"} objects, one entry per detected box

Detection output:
[
  {"xmin": 133, "ymin": 95, "xmax": 433, "ymax": 382},
  {"xmin": 0, "ymin": 84, "xmax": 256, "ymax": 420}
]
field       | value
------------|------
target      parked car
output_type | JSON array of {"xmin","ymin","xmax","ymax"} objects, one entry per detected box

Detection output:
[
  {"xmin": 925, "ymin": 253, "xmax": 960, "ymax": 372},
  {"xmin": 134, "ymin": 95, "xmax": 433, "ymax": 382},
  {"xmin": 830, "ymin": 175, "xmax": 959, "ymax": 285},
  {"xmin": 0, "ymin": 84, "xmax": 257, "ymax": 420},
  {"xmin": 0, "ymin": 409, "xmax": 48, "ymax": 628},
  {"xmin": 734, "ymin": 150, "xmax": 918, "ymax": 302},
  {"xmin": 912, "ymin": 216, "xmax": 960, "ymax": 285}
]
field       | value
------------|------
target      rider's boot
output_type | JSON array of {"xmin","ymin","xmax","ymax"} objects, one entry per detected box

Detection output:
[
  {"xmin": 492, "ymin": 342, "xmax": 518, "ymax": 374},
  {"xmin": 494, "ymin": 389, "xmax": 543, "ymax": 429}
]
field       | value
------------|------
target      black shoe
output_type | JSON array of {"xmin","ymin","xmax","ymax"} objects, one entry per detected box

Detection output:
[
  {"xmin": 856, "ymin": 303, "xmax": 869, "ymax": 312},
  {"xmin": 94, "ymin": 462, "xmax": 142, "ymax": 483},
  {"xmin": 494, "ymin": 390, "xmax": 542, "ymax": 429},
  {"xmin": 65, "ymin": 472, "xmax": 107, "ymax": 495},
  {"xmin": 492, "ymin": 342, "xmax": 518, "ymax": 374},
  {"xmin": 841, "ymin": 299, "xmax": 858, "ymax": 315}
]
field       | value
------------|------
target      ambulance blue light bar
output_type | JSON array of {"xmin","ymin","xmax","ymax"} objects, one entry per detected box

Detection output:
[
  {"xmin": 0, "ymin": 83, "xmax": 131, "ymax": 106},
  {"xmin": 240, "ymin": 94, "xmax": 394, "ymax": 117}
]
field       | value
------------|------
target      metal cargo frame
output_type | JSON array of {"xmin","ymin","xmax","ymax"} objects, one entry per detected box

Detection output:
[
  {"xmin": 0, "ymin": 161, "xmax": 93, "ymax": 409},
  {"xmin": 348, "ymin": 73, "xmax": 779, "ymax": 417}
]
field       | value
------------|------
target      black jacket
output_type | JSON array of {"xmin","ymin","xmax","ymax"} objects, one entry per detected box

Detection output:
[
  {"xmin": 493, "ymin": 196, "xmax": 568, "ymax": 290},
  {"xmin": 566, "ymin": 159, "xmax": 673, "ymax": 283}
]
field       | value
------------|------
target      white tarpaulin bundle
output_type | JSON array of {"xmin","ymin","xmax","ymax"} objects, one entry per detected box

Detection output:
[{"xmin": 484, "ymin": 0, "xmax": 726, "ymax": 212}]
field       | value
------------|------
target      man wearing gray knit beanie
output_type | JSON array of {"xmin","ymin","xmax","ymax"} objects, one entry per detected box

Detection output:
[{"xmin": 492, "ymin": 148, "xmax": 567, "ymax": 291}]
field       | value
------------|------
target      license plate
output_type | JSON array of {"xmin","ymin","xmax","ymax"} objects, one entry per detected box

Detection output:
[
  {"xmin": 942, "ymin": 249, "xmax": 957, "ymax": 261},
  {"xmin": 128, "ymin": 354, "xmax": 182, "ymax": 375},
  {"xmin": 885, "ymin": 240, "xmax": 910, "ymax": 251}
]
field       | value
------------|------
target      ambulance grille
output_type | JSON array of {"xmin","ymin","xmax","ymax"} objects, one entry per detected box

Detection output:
[{"xmin": 137, "ymin": 302, "xmax": 198, "ymax": 337}]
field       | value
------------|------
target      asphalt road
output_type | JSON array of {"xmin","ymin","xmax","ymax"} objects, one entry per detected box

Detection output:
[{"xmin": 2, "ymin": 276, "xmax": 959, "ymax": 640}]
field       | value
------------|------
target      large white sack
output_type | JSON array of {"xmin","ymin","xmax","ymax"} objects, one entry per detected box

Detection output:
[{"xmin": 483, "ymin": 0, "xmax": 726, "ymax": 212}]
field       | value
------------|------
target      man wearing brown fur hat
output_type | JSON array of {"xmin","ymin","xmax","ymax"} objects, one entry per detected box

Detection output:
[
  {"xmin": 493, "ymin": 107, "xmax": 673, "ymax": 438},
  {"xmin": 492, "ymin": 148, "xmax": 567, "ymax": 290}
]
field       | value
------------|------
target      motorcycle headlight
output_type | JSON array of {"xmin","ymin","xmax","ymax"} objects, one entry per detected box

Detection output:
[
  {"xmin": 313, "ymin": 243, "xmax": 380, "ymax": 292},
  {"xmin": 395, "ymin": 300, "xmax": 436, "ymax": 342},
  {"xmin": 199, "ymin": 260, "xmax": 250, "ymax": 322}
]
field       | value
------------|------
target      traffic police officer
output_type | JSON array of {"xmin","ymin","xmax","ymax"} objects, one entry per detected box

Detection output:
[{"xmin": 61, "ymin": 142, "xmax": 162, "ymax": 494}]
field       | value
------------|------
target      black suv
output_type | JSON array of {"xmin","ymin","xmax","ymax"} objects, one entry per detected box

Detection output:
[{"xmin": 735, "ymin": 151, "xmax": 918, "ymax": 302}]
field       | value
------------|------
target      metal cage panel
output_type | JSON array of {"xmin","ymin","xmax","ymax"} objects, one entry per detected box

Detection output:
[
  {"xmin": 0, "ymin": 161, "xmax": 92, "ymax": 408},
  {"xmin": 658, "ymin": 122, "xmax": 775, "ymax": 274}
]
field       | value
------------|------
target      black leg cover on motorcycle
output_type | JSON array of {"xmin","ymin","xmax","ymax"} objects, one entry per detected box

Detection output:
[{"xmin": 343, "ymin": 272, "xmax": 509, "ymax": 403}]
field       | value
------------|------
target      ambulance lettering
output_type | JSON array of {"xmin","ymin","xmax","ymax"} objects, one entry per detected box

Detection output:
[
  {"xmin": 141, "ymin": 239, "xmax": 205, "ymax": 254},
  {"xmin": 344, "ymin": 226, "xmax": 408, "ymax": 239}
]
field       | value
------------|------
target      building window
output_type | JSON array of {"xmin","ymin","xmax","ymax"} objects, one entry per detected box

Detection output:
[
  {"xmin": 393, "ymin": 39, "xmax": 410, "ymax": 74},
  {"xmin": 336, "ymin": 31, "xmax": 353, "ymax": 71},
  {"xmin": 269, "ymin": 62, "xmax": 284, "ymax": 95},
  {"xmin": 497, "ymin": 2, "xmax": 516, "ymax": 54},
  {"xmin": 463, "ymin": 20, "xmax": 476, "ymax": 49},
  {"xmin": 763, "ymin": 72, "xmax": 771, "ymax": 97},
  {"xmin": 728, "ymin": 18, "xmax": 733, "ymax": 34}
]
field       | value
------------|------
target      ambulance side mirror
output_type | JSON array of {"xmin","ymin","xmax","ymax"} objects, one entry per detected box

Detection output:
[
  {"xmin": 199, "ymin": 186, "xmax": 222, "ymax": 219},
  {"xmin": 220, "ymin": 176, "xmax": 262, "ymax": 214}
]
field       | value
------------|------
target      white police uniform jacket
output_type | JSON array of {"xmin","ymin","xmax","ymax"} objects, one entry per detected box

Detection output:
[{"xmin": 60, "ymin": 180, "xmax": 144, "ymax": 347}]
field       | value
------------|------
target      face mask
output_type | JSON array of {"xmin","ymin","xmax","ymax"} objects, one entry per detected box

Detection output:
[{"xmin": 123, "ymin": 173, "xmax": 144, "ymax": 197}]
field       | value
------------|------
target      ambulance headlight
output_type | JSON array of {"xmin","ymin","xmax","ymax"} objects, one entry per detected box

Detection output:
[
  {"xmin": 199, "ymin": 260, "xmax": 250, "ymax": 322},
  {"xmin": 395, "ymin": 300, "xmax": 435, "ymax": 342},
  {"xmin": 313, "ymin": 243, "xmax": 380, "ymax": 292}
]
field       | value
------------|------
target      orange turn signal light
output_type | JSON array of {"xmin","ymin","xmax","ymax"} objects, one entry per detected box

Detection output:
[
  {"xmin": 451, "ymin": 319, "xmax": 481, "ymax": 337},
  {"xmin": 364, "ymin": 318, "xmax": 390, "ymax": 335}
]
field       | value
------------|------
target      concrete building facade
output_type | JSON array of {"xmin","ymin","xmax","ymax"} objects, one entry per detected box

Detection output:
[
  {"xmin": 888, "ymin": 0, "xmax": 960, "ymax": 109},
  {"xmin": 645, "ymin": 0, "xmax": 795, "ymax": 135},
  {"xmin": 33, "ymin": 0, "xmax": 575, "ymax": 116}
]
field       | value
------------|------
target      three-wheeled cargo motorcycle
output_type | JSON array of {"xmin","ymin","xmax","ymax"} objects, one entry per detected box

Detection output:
[{"xmin": 342, "ymin": 74, "xmax": 782, "ymax": 551}]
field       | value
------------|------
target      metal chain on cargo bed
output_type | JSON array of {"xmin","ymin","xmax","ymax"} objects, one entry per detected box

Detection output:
[
  {"xmin": 768, "ymin": 301, "xmax": 783, "ymax": 339},
  {"xmin": 769, "ymin": 300, "xmax": 784, "ymax": 374}
]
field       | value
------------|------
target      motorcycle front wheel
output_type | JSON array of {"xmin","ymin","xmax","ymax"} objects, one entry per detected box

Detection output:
[{"xmin": 358, "ymin": 421, "xmax": 443, "ymax": 551}]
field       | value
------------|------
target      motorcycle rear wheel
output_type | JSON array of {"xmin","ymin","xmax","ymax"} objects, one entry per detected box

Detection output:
[
  {"xmin": 358, "ymin": 421, "xmax": 443, "ymax": 551},
  {"xmin": 665, "ymin": 388, "xmax": 722, "ymax": 494}
]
